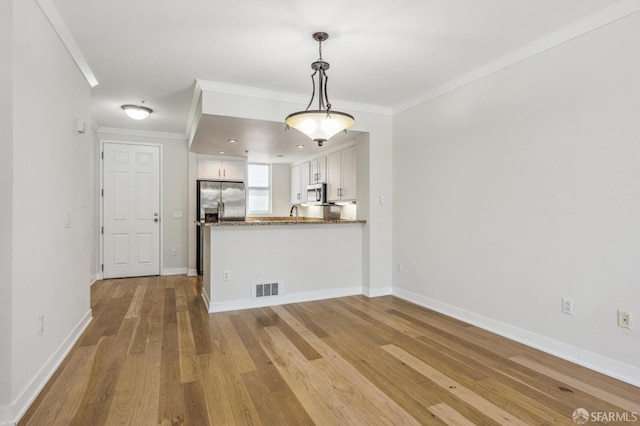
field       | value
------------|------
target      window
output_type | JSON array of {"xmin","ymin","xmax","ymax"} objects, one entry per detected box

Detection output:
[{"xmin": 247, "ymin": 163, "xmax": 271, "ymax": 214}]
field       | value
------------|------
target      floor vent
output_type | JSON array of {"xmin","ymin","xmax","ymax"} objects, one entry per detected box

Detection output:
[{"xmin": 254, "ymin": 282, "xmax": 281, "ymax": 298}]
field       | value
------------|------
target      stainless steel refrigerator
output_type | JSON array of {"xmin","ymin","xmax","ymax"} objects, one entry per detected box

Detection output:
[{"xmin": 196, "ymin": 180, "xmax": 246, "ymax": 274}]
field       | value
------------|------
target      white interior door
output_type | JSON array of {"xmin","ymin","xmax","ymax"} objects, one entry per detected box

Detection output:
[{"xmin": 103, "ymin": 142, "xmax": 160, "ymax": 278}]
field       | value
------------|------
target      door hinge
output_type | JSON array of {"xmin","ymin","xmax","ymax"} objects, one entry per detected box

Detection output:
[
  {"xmin": 101, "ymin": 226, "xmax": 103, "ymax": 234},
  {"xmin": 101, "ymin": 264, "xmax": 104, "ymax": 272},
  {"xmin": 101, "ymin": 188, "xmax": 103, "ymax": 197},
  {"xmin": 101, "ymin": 151, "xmax": 104, "ymax": 159}
]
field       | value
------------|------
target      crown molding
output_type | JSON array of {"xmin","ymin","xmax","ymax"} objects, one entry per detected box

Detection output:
[
  {"xmin": 36, "ymin": 0, "xmax": 98, "ymax": 88},
  {"xmin": 392, "ymin": 0, "xmax": 640, "ymax": 114},
  {"xmin": 195, "ymin": 79, "xmax": 393, "ymax": 116},
  {"xmin": 97, "ymin": 127, "xmax": 187, "ymax": 140}
]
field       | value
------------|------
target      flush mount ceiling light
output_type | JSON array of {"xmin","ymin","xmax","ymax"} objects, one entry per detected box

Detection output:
[
  {"xmin": 121, "ymin": 104, "xmax": 152, "ymax": 120},
  {"xmin": 285, "ymin": 32, "xmax": 354, "ymax": 147}
]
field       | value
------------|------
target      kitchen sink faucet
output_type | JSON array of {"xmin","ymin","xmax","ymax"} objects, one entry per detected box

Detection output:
[{"xmin": 289, "ymin": 205, "xmax": 299, "ymax": 222}]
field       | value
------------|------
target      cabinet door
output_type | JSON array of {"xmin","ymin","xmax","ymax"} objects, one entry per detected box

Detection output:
[
  {"xmin": 309, "ymin": 160, "xmax": 318, "ymax": 183},
  {"xmin": 310, "ymin": 157, "xmax": 327, "ymax": 183},
  {"xmin": 290, "ymin": 164, "xmax": 301, "ymax": 204},
  {"xmin": 300, "ymin": 162, "xmax": 310, "ymax": 203},
  {"xmin": 197, "ymin": 160, "xmax": 223, "ymax": 179},
  {"xmin": 326, "ymin": 151, "xmax": 342, "ymax": 202},
  {"xmin": 222, "ymin": 160, "xmax": 246, "ymax": 181},
  {"xmin": 340, "ymin": 147, "xmax": 357, "ymax": 201}
]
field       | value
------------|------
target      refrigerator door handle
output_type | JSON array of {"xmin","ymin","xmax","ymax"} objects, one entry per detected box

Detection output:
[{"xmin": 218, "ymin": 200, "xmax": 225, "ymax": 221}]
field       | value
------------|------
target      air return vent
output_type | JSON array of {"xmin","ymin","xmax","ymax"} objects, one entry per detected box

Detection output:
[{"xmin": 253, "ymin": 282, "xmax": 282, "ymax": 298}]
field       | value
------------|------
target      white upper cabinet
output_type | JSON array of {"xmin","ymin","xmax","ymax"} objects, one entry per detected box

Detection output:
[
  {"xmin": 327, "ymin": 146, "xmax": 356, "ymax": 202},
  {"xmin": 290, "ymin": 162, "xmax": 310, "ymax": 204},
  {"xmin": 309, "ymin": 157, "xmax": 327, "ymax": 183},
  {"xmin": 340, "ymin": 147, "xmax": 357, "ymax": 200},
  {"xmin": 197, "ymin": 159, "xmax": 246, "ymax": 181}
]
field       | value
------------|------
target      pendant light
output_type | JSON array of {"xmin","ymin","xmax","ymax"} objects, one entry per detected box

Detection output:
[{"xmin": 285, "ymin": 32, "xmax": 354, "ymax": 147}]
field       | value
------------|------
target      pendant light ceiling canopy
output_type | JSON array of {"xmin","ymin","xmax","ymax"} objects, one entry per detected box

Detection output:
[{"xmin": 285, "ymin": 32, "xmax": 354, "ymax": 147}]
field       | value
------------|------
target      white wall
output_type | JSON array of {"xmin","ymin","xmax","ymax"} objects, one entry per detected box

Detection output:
[
  {"xmin": 5, "ymin": 0, "xmax": 93, "ymax": 423},
  {"xmin": 97, "ymin": 132, "xmax": 189, "ymax": 275},
  {"xmin": 393, "ymin": 12, "xmax": 640, "ymax": 384},
  {"xmin": 0, "ymin": 0, "xmax": 14, "ymax": 416}
]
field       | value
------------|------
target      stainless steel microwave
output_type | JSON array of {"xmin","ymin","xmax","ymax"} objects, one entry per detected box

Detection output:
[{"xmin": 306, "ymin": 183, "xmax": 327, "ymax": 205}]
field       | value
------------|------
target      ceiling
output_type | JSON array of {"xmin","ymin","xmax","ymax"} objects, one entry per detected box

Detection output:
[{"xmin": 54, "ymin": 0, "xmax": 621, "ymax": 161}]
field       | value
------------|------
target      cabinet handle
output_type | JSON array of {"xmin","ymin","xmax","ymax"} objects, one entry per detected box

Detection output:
[
  {"xmin": 218, "ymin": 169, "xmax": 221, "ymax": 177},
  {"xmin": 223, "ymin": 169, "xmax": 226, "ymax": 177}
]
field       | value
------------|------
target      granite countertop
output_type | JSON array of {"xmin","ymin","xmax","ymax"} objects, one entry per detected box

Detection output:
[{"xmin": 195, "ymin": 217, "xmax": 366, "ymax": 226}]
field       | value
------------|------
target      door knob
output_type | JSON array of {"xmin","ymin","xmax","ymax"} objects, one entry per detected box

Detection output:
[{"xmin": 154, "ymin": 218, "xmax": 159, "ymax": 222}]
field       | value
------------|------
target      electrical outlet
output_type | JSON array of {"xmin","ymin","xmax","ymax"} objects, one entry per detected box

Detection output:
[
  {"xmin": 561, "ymin": 297, "xmax": 574, "ymax": 315},
  {"xmin": 223, "ymin": 270, "xmax": 231, "ymax": 281},
  {"xmin": 397, "ymin": 262, "xmax": 403, "ymax": 272},
  {"xmin": 171, "ymin": 248, "xmax": 177, "ymax": 256},
  {"xmin": 38, "ymin": 314, "xmax": 44, "ymax": 335},
  {"xmin": 618, "ymin": 311, "xmax": 632, "ymax": 329}
]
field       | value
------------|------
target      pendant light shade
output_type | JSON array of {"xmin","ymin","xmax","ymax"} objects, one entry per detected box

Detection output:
[
  {"xmin": 285, "ymin": 32, "xmax": 354, "ymax": 146},
  {"xmin": 285, "ymin": 110, "xmax": 354, "ymax": 144}
]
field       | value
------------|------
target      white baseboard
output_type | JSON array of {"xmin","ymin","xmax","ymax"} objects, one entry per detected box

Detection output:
[
  {"xmin": 187, "ymin": 269, "xmax": 198, "ymax": 277},
  {"xmin": 208, "ymin": 286, "xmax": 363, "ymax": 313},
  {"xmin": 393, "ymin": 287, "xmax": 640, "ymax": 388},
  {"xmin": 3, "ymin": 310, "xmax": 92, "ymax": 425},
  {"xmin": 161, "ymin": 268, "xmax": 188, "ymax": 276},
  {"xmin": 363, "ymin": 286, "xmax": 393, "ymax": 298}
]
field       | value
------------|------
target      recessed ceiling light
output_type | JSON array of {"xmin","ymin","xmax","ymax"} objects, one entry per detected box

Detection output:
[
  {"xmin": 277, "ymin": 154, "xmax": 285, "ymax": 158},
  {"xmin": 228, "ymin": 139, "xmax": 237, "ymax": 143},
  {"xmin": 218, "ymin": 151, "xmax": 225, "ymax": 154},
  {"xmin": 296, "ymin": 144, "xmax": 304, "ymax": 149},
  {"xmin": 121, "ymin": 104, "xmax": 152, "ymax": 120}
]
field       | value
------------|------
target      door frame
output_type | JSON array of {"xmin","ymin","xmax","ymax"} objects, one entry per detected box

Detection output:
[{"xmin": 98, "ymin": 139, "xmax": 164, "ymax": 280}]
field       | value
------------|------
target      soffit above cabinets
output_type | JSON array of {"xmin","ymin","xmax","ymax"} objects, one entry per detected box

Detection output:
[{"xmin": 190, "ymin": 114, "xmax": 364, "ymax": 164}]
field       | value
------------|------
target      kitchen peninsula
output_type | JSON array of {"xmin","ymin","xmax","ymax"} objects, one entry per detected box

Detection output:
[{"xmin": 198, "ymin": 218, "xmax": 366, "ymax": 312}]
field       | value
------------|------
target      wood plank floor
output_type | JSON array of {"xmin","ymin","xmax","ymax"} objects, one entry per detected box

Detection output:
[{"xmin": 19, "ymin": 276, "xmax": 639, "ymax": 425}]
